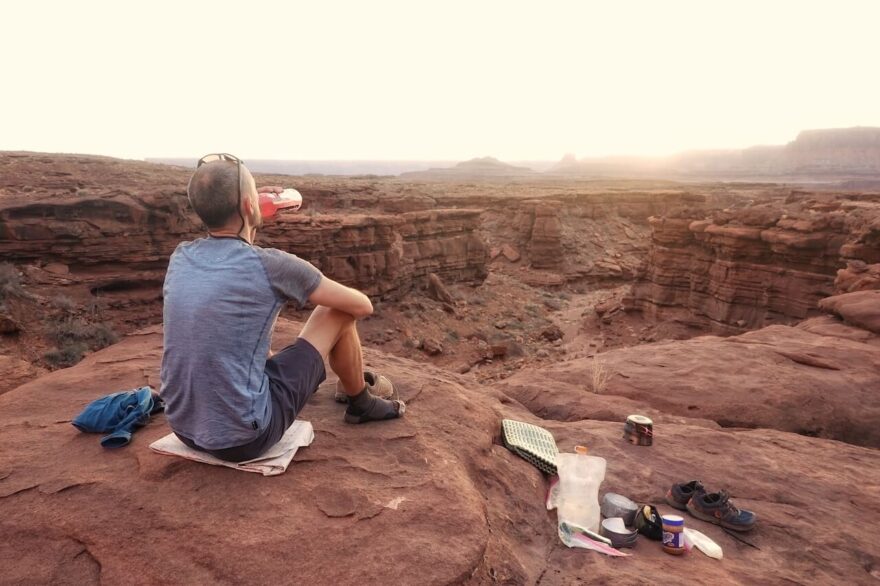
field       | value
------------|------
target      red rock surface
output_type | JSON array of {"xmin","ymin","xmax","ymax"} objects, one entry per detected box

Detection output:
[
  {"xmin": 0, "ymin": 355, "xmax": 46, "ymax": 395},
  {"xmin": 3, "ymin": 152, "xmax": 880, "ymax": 583},
  {"xmin": 499, "ymin": 292, "xmax": 880, "ymax": 448},
  {"xmin": 1, "ymin": 319, "xmax": 879, "ymax": 584}
]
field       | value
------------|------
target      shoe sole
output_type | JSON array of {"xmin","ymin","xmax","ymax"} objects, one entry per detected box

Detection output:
[{"xmin": 686, "ymin": 504, "xmax": 755, "ymax": 532}]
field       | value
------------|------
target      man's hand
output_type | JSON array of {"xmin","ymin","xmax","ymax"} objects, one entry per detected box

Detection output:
[
  {"xmin": 308, "ymin": 277, "xmax": 373, "ymax": 319},
  {"xmin": 258, "ymin": 186, "xmax": 284, "ymax": 195}
]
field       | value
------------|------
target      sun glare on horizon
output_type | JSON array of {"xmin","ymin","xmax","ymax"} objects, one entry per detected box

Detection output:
[{"xmin": 2, "ymin": 0, "xmax": 879, "ymax": 162}]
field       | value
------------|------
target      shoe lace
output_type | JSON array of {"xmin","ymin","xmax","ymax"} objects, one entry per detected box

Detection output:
[{"xmin": 718, "ymin": 490, "xmax": 740, "ymax": 515}]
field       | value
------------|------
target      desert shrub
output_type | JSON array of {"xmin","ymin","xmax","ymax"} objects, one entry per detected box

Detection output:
[
  {"xmin": 50, "ymin": 294, "xmax": 77, "ymax": 312},
  {"xmin": 588, "ymin": 356, "xmax": 613, "ymax": 394},
  {"xmin": 44, "ymin": 317, "xmax": 119, "ymax": 369},
  {"xmin": 44, "ymin": 342, "xmax": 89, "ymax": 368},
  {"xmin": 0, "ymin": 263, "xmax": 23, "ymax": 300},
  {"xmin": 47, "ymin": 316, "xmax": 119, "ymax": 352},
  {"xmin": 542, "ymin": 297, "xmax": 563, "ymax": 311}
]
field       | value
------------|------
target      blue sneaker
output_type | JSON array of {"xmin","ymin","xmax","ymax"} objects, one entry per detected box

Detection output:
[{"xmin": 687, "ymin": 490, "xmax": 757, "ymax": 532}]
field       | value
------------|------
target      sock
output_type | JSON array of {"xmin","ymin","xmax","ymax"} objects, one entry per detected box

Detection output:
[
  {"xmin": 346, "ymin": 386, "xmax": 372, "ymax": 416},
  {"xmin": 345, "ymin": 386, "xmax": 401, "ymax": 420}
]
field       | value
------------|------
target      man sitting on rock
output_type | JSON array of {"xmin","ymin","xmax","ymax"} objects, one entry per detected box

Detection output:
[{"xmin": 160, "ymin": 153, "xmax": 404, "ymax": 463}]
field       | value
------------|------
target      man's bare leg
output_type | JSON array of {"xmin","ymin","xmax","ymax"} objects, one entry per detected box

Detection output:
[
  {"xmin": 298, "ymin": 306, "xmax": 365, "ymax": 395},
  {"xmin": 329, "ymin": 319, "xmax": 368, "ymax": 396},
  {"xmin": 297, "ymin": 307, "xmax": 402, "ymax": 421}
]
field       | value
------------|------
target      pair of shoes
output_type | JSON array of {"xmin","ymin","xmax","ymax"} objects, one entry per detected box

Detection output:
[
  {"xmin": 665, "ymin": 480, "xmax": 757, "ymax": 532},
  {"xmin": 334, "ymin": 371, "xmax": 394, "ymax": 403}
]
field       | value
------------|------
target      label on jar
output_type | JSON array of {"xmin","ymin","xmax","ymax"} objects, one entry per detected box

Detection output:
[{"xmin": 663, "ymin": 529, "xmax": 683, "ymax": 549}]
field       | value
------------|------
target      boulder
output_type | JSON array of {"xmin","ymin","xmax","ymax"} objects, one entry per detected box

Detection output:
[
  {"xmin": 426, "ymin": 273, "xmax": 455, "ymax": 305},
  {"xmin": 818, "ymin": 290, "xmax": 880, "ymax": 334},
  {"xmin": 500, "ymin": 244, "xmax": 521, "ymax": 263}
]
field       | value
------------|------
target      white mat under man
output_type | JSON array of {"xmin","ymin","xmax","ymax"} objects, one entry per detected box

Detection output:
[{"xmin": 149, "ymin": 420, "xmax": 314, "ymax": 477}]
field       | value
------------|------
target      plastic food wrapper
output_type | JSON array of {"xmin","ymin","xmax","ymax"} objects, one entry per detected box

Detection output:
[
  {"xmin": 558, "ymin": 522, "xmax": 630, "ymax": 557},
  {"xmin": 546, "ymin": 475, "xmax": 560, "ymax": 510},
  {"xmin": 684, "ymin": 527, "xmax": 723, "ymax": 560}
]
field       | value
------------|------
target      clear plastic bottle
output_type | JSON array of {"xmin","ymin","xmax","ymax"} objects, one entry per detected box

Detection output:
[{"xmin": 556, "ymin": 445, "xmax": 607, "ymax": 534}]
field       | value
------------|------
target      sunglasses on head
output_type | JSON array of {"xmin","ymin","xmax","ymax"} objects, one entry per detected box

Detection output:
[{"xmin": 197, "ymin": 153, "xmax": 243, "ymax": 194}]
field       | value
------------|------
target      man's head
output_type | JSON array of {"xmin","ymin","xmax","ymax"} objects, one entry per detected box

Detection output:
[{"xmin": 187, "ymin": 154, "xmax": 261, "ymax": 236}]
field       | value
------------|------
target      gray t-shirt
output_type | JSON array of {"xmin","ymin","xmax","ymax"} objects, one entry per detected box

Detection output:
[{"xmin": 160, "ymin": 236, "xmax": 322, "ymax": 449}]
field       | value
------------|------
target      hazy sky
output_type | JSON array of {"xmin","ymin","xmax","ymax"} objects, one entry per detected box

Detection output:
[{"xmin": 3, "ymin": 1, "xmax": 879, "ymax": 161}]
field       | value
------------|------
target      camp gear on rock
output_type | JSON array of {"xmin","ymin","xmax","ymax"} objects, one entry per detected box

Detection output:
[
  {"xmin": 662, "ymin": 514, "xmax": 686, "ymax": 555},
  {"xmin": 600, "ymin": 517, "xmax": 638, "ymax": 549},
  {"xmin": 334, "ymin": 371, "xmax": 395, "ymax": 403},
  {"xmin": 623, "ymin": 414, "xmax": 653, "ymax": 446},
  {"xmin": 634, "ymin": 504, "xmax": 664, "ymax": 540},
  {"xmin": 684, "ymin": 528, "xmax": 723, "ymax": 560},
  {"xmin": 687, "ymin": 490, "xmax": 757, "ymax": 531},
  {"xmin": 555, "ymin": 448, "xmax": 606, "ymax": 533},
  {"xmin": 72, "ymin": 386, "xmax": 164, "ymax": 448},
  {"xmin": 558, "ymin": 522, "xmax": 630, "ymax": 557},
  {"xmin": 666, "ymin": 480, "xmax": 707, "ymax": 510},
  {"xmin": 601, "ymin": 493, "xmax": 640, "ymax": 526},
  {"xmin": 344, "ymin": 385, "xmax": 406, "ymax": 424},
  {"xmin": 160, "ymin": 236, "xmax": 322, "ymax": 450},
  {"xmin": 501, "ymin": 419, "xmax": 559, "ymax": 475},
  {"xmin": 259, "ymin": 188, "xmax": 303, "ymax": 219},
  {"xmin": 151, "ymin": 420, "xmax": 314, "ymax": 477}
]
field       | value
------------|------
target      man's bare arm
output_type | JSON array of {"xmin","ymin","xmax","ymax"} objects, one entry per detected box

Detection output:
[{"xmin": 307, "ymin": 277, "xmax": 373, "ymax": 319}]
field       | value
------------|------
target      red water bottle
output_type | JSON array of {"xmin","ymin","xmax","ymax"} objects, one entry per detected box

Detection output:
[{"xmin": 259, "ymin": 188, "xmax": 303, "ymax": 219}]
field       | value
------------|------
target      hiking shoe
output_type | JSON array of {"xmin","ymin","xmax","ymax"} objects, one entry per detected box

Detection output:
[
  {"xmin": 687, "ymin": 490, "xmax": 757, "ymax": 532},
  {"xmin": 665, "ymin": 480, "xmax": 706, "ymax": 511},
  {"xmin": 334, "ymin": 371, "xmax": 394, "ymax": 403}
]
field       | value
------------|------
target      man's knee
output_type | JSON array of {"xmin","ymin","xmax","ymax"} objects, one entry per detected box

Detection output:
[
  {"xmin": 299, "ymin": 306, "xmax": 356, "ymax": 357},
  {"xmin": 313, "ymin": 306, "xmax": 356, "ymax": 327}
]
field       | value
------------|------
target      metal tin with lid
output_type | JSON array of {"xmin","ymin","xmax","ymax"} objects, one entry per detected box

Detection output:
[{"xmin": 624, "ymin": 414, "xmax": 653, "ymax": 446}]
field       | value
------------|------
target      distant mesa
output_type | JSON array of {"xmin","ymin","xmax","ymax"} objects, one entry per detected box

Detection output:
[
  {"xmin": 399, "ymin": 156, "xmax": 538, "ymax": 180},
  {"xmin": 552, "ymin": 126, "xmax": 880, "ymax": 180}
]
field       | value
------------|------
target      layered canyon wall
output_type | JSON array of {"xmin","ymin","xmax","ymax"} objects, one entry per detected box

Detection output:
[
  {"xmin": 628, "ymin": 192, "xmax": 880, "ymax": 332},
  {"xmin": 0, "ymin": 154, "xmax": 488, "ymax": 301},
  {"xmin": 477, "ymin": 191, "xmax": 708, "ymax": 284}
]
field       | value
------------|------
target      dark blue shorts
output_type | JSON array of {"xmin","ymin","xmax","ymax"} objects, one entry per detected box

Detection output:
[{"xmin": 176, "ymin": 338, "xmax": 326, "ymax": 462}]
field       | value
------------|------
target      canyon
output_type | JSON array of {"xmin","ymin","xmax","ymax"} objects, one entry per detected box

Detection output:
[
  {"xmin": 1, "ymin": 152, "xmax": 879, "ymax": 584},
  {"xmin": 628, "ymin": 191, "xmax": 880, "ymax": 333}
]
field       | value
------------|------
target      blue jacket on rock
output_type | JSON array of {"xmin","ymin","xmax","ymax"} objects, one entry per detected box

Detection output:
[{"xmin": 72, "ymin": 387, "xmax": 165, "ymax": 448}]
